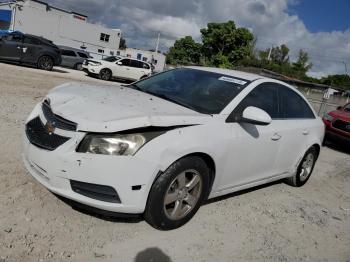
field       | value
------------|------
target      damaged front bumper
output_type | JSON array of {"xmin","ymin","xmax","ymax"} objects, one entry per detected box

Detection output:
[{"xmin": 22, "ymin": 123, "xmax": 160, "ymax": 214}]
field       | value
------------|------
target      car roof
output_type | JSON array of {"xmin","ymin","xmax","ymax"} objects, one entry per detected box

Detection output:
[{"xmin": 187, "ymin": 66, "xmax": 264, "ymax": 81}]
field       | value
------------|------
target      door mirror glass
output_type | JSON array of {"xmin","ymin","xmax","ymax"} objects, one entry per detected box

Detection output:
[{"xmin": 240, "ymin": 106, "xmax": 272, "ymax": 125}]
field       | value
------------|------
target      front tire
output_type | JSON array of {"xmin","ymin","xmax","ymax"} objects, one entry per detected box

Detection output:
[
  {"xmin": 37, "ymin": 56, "xmax": 54, "ymax": 71},
  {"xmin": 144, "ymin": 156, "xmax": 210, "ymax": 230},
  {"xmin": 285, "ymin": 146, "xmax": 318, "ymax": 187},
  {"xmin": 99, "ymin": 68, "xmax": 112, "ymax": 81}
]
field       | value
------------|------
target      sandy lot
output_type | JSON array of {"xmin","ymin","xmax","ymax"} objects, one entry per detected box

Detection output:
[{"xmin": 0, "ymin": 62, "xmax": 349, "ymax": 262}]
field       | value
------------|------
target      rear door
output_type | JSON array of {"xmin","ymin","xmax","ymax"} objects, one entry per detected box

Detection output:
[
  {"xmin": 0, "ymin": 33, "xmax": 23, "ymax": 61},
  {"xmin": 60, "ymin": 49, "xmax": 78, "ymax": 67},
  {"xmin": 21, "ymin": 36, "xmax": 42, "ymax": 64},
  {"xmin": 274, "ymin": 84, "xmax": 317, "ymax": 174}
]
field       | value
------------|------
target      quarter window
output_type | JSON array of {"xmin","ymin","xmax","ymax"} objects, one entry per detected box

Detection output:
[
  {"xmin": 235, "ymin": 83, "xmax": 280, "ymax": 119},
  {"xmin": 279, "ymin": 85, "xmax": 315, "ymax": 119}
]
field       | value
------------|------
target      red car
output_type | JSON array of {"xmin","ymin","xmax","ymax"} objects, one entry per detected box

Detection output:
[{"xmin": 323, "ymin": 102, "xmax": 350, "ymax": 143}]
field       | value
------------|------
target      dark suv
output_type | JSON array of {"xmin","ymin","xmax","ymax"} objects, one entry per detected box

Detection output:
[{"xmin": 0, "ymin": 32, "xmax": 61, "ymax": 71}]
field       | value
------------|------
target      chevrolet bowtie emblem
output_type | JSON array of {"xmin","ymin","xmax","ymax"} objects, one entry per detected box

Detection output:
[{"xmin": 45, "ymin": 121, "xmax": 55, "ymax": 134}]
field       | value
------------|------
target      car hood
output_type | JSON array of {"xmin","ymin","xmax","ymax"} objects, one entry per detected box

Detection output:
[
  {"xmin": 330, "ymin": 110, "xmax": 350, "ymax": 122},
  {"xmin": 46, "ymin": 82, "xmax": 212, "ymax": 132}
]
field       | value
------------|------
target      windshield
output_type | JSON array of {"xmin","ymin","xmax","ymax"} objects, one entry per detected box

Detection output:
[
  {"xmin": 103, "ymin": 56, "xmax": 121, "ymax": 62},
  {"xmin": 133, "ymin": 68, "xmax": 249, "ymax": 114}
]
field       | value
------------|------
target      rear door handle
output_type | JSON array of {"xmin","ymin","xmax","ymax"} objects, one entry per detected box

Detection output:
[
  {"xmin": 302, "ymin": 129, "xmax": 309, "ymax": 135},
  {"xmin": 271, "ymin": 133, "xmax": 282, "ymax": 141}
]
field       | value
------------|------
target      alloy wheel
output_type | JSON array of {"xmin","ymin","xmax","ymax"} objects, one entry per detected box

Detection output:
[
  {"xmin": 163, "ymin": 169, "xmax": 202, "ymax": 220},
  {"xmin": 299, "ymin": 153, "xmax": 315, "ymax": 181}
]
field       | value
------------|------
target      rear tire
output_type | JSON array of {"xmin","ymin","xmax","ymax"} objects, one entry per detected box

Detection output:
[
  {"xmin": 144, "ymin": 156, "xmax": 210, "ymax": 230},
  {"xmin": 99, "ymin": 68, "xmax": 112, "ymax": 81},
  {"xmin": 37, "ymin": 55, "xmax": 54, "ymax": 71},
  {"xmin": 75, "ymin": 63, "xmax": 83, "ymax": 71},
  {"xmin": 285, "ymin": 146, "xmax": 317, "ymax": 187}
]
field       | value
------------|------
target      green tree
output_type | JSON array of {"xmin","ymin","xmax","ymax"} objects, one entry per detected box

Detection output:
[
  {"xmin": 200, "ymin": 20, "xmax": 254, "ymax": 67},
  {"xmin": 321, "ymin": 74, "xmax": 350, "ymax": 90},
  {"xmin": 166, "ymin": 36, "xmax": 202, "ymax": 65},
  {"xmin": 270, "ymin": 44, "xmax": 290, "ymax": 65},
  {"xmin": 292, "ymin": 49, "xmax": 312, "ymax": 76}
]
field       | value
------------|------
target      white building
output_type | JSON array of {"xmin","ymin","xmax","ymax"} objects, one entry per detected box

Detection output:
[
  {"xmin": 0, "ymin": 0, "xmax": 121, "ymax": 55},
  {"xmin": 0, "ymin": 0, "xmax": 166, "ymax": 71}
]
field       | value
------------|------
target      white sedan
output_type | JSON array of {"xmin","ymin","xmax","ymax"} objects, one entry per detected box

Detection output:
[
  {"xmin": 23, "ymin": 67, "xmax": 324, "ymax": 230},
  {"xmin": 85, "ymin": 56, "xmax": 152, "ymax": 81}
]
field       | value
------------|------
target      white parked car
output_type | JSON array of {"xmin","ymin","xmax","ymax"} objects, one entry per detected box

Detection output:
[
  {"xmin": 85, "ymin": 56, "xmax": 152, "ymax": 81},
  {"xmin": 23, "ymin": 67, "xmax": 324, "ymax": 230}
]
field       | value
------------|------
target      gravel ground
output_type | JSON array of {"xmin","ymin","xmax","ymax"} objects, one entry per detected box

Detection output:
[{"xmin": 0, "ymin": 62, "xmax": 349, "ymax": 262}]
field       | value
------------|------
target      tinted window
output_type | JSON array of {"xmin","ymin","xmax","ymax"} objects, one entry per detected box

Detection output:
[
  {"xmin": 23, "ymin": 36, "xmax": 41, "ymax": 45},
  {"xmin": 119, "ymin": 59, "xmax": 130, "ymax": 66},
  {"xmin": 78, "ymin": 52, "xmax": 88, "ymax": 58},
  {"xmin": 6, "ymin": 34, "xmax": 22, "ymax": 42},
  {"xmin": 279, "ymin": 85, "xmax": 315, "ymax": 119},
  {"xmin": 142, "ymin": 63, "xmax": 150, "ymax": 69},
  {"xmin": 103, "ymin": 56, "xmax": 118, "ymax": 62},
  {"xmin": 61, "ymin": 50, "xmax": 76, "ymax": 57},
  {"xmin": 129, "ymin": 60, "xmax": 140, "ymax": 68},
  {"xmin": 135, "ymin": 68, "xmax": 249, "ymax": 114},
  {"xmin": 235, "ymin": 83, "xmax": 280, "ymax": 119}
]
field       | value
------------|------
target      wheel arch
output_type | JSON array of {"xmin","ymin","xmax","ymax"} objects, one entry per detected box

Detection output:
[{"xmin": 155, "ymin": 152, "xmax": 217, "ymax": 196}]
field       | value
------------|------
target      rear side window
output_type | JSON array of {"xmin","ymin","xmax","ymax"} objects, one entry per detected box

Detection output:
[
  {"xmin": 279, "ymin": 86, "xmax": 315, "ymax": 119},
  {"xmin": 78, "ymin": 52, "xmax": 88, "ymax": 58},
  {"xmin": 61, "ymin": 50, "xmax": 76, "ymax": 57},
  {"xmin": 23, "ymin": 36, "xmax": 41, "ymax": 45},
  {"xmin": 235, "ymin": 83, "xmax": 280, "ymax": 119},
  {"xmin": 130, "ymin": 60, "xmax": 142, "ymax": 68}
]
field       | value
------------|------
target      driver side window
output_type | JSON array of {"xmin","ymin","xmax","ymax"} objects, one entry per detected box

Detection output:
[
  {"xmin": 234, "ymin": 83, "xmax": 280, "ymax": 119},
  {"xmin": 6, "ymin": 34, "xmax": 23, "ymax": 42}
]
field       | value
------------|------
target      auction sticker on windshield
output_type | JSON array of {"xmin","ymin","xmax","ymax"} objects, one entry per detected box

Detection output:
[{"xmin": 218, "ymin": 76, "xmax": 247, "ymax": 85}]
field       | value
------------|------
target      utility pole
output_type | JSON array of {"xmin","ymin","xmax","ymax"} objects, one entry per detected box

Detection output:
[
  {"xmin": 267, "ymin": 45, "xmax": 273, "ymax": 61},
  {"xmin": 155, "ymin": 32, "xmax": 160, "ymax": 53},
  {"xmin": 342, "ymin": 61, "xmax": 348, "ymax": 75}
]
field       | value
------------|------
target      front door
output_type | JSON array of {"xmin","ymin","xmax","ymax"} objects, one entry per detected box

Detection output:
[
  {"xmin": 20, "ymin": 35, "xmax": 42, "ymax": 64},
  {"xmin": 219, "ymin": 83, "xmax": 282, "ymax": 190},
  {"xmin": 0, "ymin": 33, "xmax": 23, "ymax": 61}
]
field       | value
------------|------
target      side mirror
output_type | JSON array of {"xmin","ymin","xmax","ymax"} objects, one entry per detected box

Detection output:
[
  {"xmin": 117, "ymin": 61, "xmax": 123, "ymax": 65},
  {"xmin": 240, "ymin": 106, "xmax": 272, "ymax": 126},
  {"xmin": 336, "ymin": 106, "xmax": 342, "ymax": 110}
]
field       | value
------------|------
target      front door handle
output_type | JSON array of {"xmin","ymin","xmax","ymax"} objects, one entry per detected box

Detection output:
[
  {"xmin": 271, "ymin": 133, "xmax": 282, "ymax": 141},
  {"xmin": 302, "ymin": 129, "xmax": 309, "ymax": 135}
]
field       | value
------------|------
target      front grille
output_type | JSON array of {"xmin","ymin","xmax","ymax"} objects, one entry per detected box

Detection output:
[
  {"xmin": 332, "ymin": 119, "xmax": 350, "ymax": 133},
  {"xmin": 42, "ymin": 100, "xmax": 77, "ymax": 131},
  {"xmin": 70, "ymin": 180, "xmax": 121, "ymax": 203},
  {"xmin": 26, "ymin": 117, "xmax": 70, "ymax": 151}
]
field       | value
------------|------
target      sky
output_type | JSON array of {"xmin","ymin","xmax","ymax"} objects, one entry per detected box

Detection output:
[{"xmin": 46, "ymin": 0, "xmax": 350, "ymax": 78}]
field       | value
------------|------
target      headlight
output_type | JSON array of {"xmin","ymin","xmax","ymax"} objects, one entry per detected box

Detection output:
[
  {"xmin": 77, "ymin": 132, "xmax": 163, "ymax": 156},
  {"xmin": 323, "ymin": 113, "xmax": 334, "ymax": 122}
]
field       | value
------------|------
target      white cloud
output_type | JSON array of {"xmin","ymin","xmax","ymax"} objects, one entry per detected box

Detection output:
[{"xmin": 47, "ymin": 0, "xmax": 350, "ymax": 77}]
